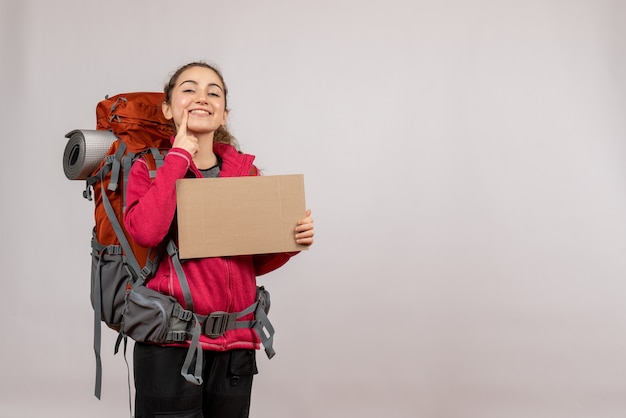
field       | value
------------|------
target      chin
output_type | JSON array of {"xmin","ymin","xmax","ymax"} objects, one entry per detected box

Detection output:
[{"xmin": 188, "ymin": 124, "xmax": 219, "ymax": 134}]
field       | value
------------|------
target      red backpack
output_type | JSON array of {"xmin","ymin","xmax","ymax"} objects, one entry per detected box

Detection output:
[
  {"xmin": 69, "ymin": 92, "xmax": 174, "ymax": 399},
  {"xmin": 88, "ymin": 93, "xmax": 173, "ymax": 323}
]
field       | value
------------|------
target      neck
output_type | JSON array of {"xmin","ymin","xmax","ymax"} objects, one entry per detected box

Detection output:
[{"xmin": 192, "ymin": 132, "xmax": 217, "ymax": 169}]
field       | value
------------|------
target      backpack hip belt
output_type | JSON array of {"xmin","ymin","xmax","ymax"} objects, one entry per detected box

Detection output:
[
  {"xmin": 117, "ymin": 238, "xmax": 275, "ymax": 389},
  {"xmin": 163, "ymin": 286, "xmax": 275, "ymax": 357}
]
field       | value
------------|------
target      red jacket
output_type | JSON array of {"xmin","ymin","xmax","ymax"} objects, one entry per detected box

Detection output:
[{"xmin": 124, "ymin": 140, "xmax": 297, "ymax": 351}]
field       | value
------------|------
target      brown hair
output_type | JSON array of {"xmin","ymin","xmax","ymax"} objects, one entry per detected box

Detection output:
[{"xmin": 164, "ymin": 61, "xmax": 239, "ymax": 149}]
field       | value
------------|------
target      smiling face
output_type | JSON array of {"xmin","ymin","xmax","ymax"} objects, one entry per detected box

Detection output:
[{"xmin": 162, "ymin": 65, "xmax": 229, "ymax": 136}]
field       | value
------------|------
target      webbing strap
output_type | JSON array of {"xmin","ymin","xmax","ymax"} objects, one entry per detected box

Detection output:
[
  {"xmin": 84, "ymin": 159, "xmax": 107, "ymax": 201},
  {"xmin": 91, "ymin": 235, "xmax": 106, "ymax": 253},
  {"xmin": 120, "ymin": 152, "xmax": 135, "ymax": 211},
  {"xmin": 148, "ymin": 147, "xmax": 165, "ymax": 178},
  {"xmin": 108, "ymin": 142, "xmax": 127, "ymax": 192},
  {"xmin": 253, "ymin": 303, "xmax": 276, "ymax": 359},
  {"xmin": 83, "ymin": 180, "xmax": 94, "ymax": 201},
  {"xmin": 173, "ymin": 305, "xmax": 194, "ymax": 321},
  {"xmin": 167, "ymin": 240, "xmax": 194, "ymax": 312},
  {"xmin": 85, "ymin": 159, "xmax": 109, "ymax": 202},
  {"xmin": 194, "ymin": 298, "xmax": 276, "ymax": 358},
  {"xmin": 93, "ymin": 236, "xmax": 103, "ymax": 399},
  {"xmin": 121, "ymin": 337, "xmax": 133, "ymax": 417},
  {"xmin": 201, "ymin": 302, "xmax": 258, "ymax": 333},
  {"xmin": 165, "ymin": 239, "xmax": 203, "ymax": 384},
  {"xmin": 101, "ymin": 175, "xmax": 143, "ymax": 279},
  {"xmin": 140, "ymin": 242, "xmax": 165, "ymax": 287},
  {"xmin": 180, "ymin": 315, "xmax": 204, "ymax": 385}
]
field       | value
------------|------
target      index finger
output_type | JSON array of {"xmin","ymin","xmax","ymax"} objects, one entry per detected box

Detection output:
[{"xmin": 178, "ymin": 109, "xmax": 189, "ymax": 136}]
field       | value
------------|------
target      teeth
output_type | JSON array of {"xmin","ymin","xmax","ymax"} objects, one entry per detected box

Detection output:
[{"xmin": 190, "ymin": 109, "xmax": 210, "ymax": 115}]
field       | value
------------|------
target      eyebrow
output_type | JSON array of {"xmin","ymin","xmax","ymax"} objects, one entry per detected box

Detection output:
[{"xmin": 178, "ymin": 80, "xmax": 224, "ymax": 91}]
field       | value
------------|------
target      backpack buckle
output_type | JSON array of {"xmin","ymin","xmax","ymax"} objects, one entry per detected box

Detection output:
[{"xmin": 203, "ymin": 312, "xmax": 231, "ymax": 339}]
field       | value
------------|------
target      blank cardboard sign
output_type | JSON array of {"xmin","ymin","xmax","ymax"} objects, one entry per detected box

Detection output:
[{"xmin": 176, "ymin": 174, "xmax": 307, "ymax": 259}]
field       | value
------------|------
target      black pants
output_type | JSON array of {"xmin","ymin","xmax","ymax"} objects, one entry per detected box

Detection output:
[{"xmin": 134, "ymin": 342, "xmax": 258, "ymax": 418}]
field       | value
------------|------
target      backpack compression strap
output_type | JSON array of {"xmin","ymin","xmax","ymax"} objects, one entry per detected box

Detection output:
[
  {"xmin": 166, "ymin": 240, "xmax": 204, "ymax": 385},
  {"xmin": 90, "ymin": 232, "xmax": 110, "ymax": 399}
]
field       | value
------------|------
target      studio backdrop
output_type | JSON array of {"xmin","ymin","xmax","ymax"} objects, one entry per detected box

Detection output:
[{"xmin": 1, "ymin": 1, "xmax": 626, "ymax": 417}]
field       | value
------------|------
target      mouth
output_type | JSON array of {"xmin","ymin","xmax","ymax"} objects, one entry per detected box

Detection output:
[{"xmin": 189, "ymin": 109, "xmax": 212, "ymax": 116}]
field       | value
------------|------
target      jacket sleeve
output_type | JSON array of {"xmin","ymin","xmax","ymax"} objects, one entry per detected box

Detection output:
[
  {"xmin": 253, "ymin": 252, "xmax": 300, "ymax": 276},
  {"xmin": 123, "ymin": 149, "xmax": 192, "ymax": 247}
]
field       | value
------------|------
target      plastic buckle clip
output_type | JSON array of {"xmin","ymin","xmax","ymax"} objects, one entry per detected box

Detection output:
[{"xmin": 204, "ymin": 312, "xmax": 230, "ymax": 339}]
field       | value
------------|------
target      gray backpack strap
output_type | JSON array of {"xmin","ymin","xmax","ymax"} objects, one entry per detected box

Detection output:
[
  {"xmin": 107, "ymin": 142, "xmax": 127, "ymax": 192},
  {"xmin": 252, "ymin": 301, "xmax": 276, "ymax": 359},
  {"xmin": 147, "ymin": 147, "xmax": 165, "ymax": 178},
  {"xmin": 166, "ymin": 240, "xmax": 194, "ymax": 311},
  {"xmin": 91, "ymin": 232, "xmax": 104, "ymax": 399},
  {"xmin": 120, "ymin": 152, "xmax": 135, "ymax": 211},
  {"xmin": 166, "ymin": 239, "xmax": 203, "ymax": 384},
  {"xmin": 180, "ymin": 315, "xmax": 204, "ymax": 385},
  {"xmin": 101, "ymin": 176, "xmax": 143, "ymax": 279}
]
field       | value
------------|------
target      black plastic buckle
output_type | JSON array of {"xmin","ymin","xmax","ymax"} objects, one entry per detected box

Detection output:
[{"xmin": 204, "ymin": 312, "xmax": 230, "ymax": 339}]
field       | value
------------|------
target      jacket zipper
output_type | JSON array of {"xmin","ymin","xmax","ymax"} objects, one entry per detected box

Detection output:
[{"xmin": 225, "ymin": 258, "xmax": 233, "ymax": 312}]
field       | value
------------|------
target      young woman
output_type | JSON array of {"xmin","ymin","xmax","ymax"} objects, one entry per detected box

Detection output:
[{"xmin": 123, "ymin": 61, "xmax": 314, "ymax": 418}]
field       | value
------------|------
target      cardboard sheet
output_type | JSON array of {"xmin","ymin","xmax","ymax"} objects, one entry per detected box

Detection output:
[{"xmin": 176, "ymin": 174, "xmax": 307, "ymax": 259}]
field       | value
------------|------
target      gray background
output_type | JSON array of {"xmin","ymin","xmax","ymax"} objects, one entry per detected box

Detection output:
[{"xmin": 2, "ymin": 0, "xmax": 626, "ymax": 417}]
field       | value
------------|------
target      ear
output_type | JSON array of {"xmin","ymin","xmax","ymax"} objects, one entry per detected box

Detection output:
[
  {"xmin": 221, "ymin": 109, "xmax": 229, "ymax": 126},
  {"xmin": 162, "ymin": 101, "xmax": 173, "ymax": 120}
]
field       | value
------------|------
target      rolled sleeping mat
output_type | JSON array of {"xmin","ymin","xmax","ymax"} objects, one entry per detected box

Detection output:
[{"xmin": 63, "ymin": 129, "xmax": 117, "ymax": 180}]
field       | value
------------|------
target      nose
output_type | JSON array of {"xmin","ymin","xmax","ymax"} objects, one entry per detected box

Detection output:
[{"xmin": 195, "ymin": 88, "xmax": 210, "ymax": 104}]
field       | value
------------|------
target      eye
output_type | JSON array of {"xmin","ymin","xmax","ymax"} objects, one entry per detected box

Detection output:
[{"xmin": 182, "ymin": 88, "xmax": 195, "ymax": 93}]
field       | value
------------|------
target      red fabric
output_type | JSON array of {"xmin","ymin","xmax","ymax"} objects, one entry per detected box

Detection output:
[
  {"xmin": 124, "ymin": 140, "xmax": 297, "ymax": 351},
  {"xmin": 96, "ymin": 92, "xmax": 174, "ymax": 153}
]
